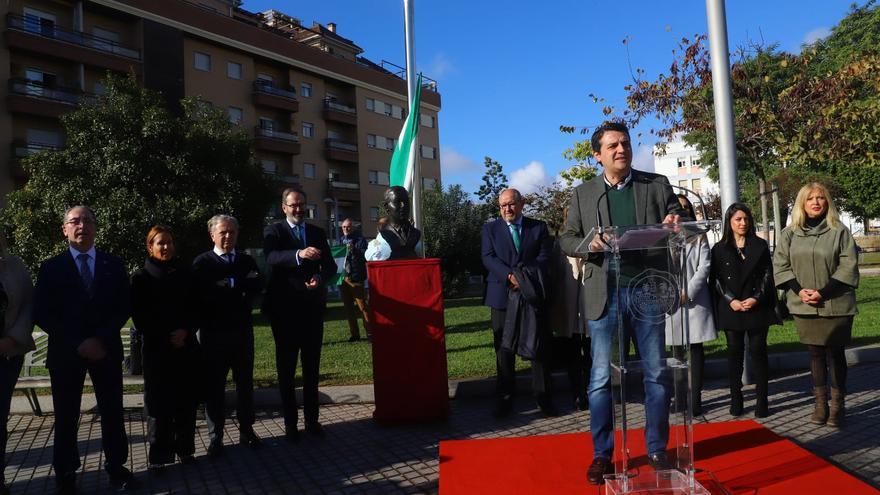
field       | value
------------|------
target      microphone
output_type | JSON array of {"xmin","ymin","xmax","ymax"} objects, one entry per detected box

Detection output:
[
  {"xmin": 636, "ymin": 174, "xmax": 708, "ymax": 222},
  {"xmin": 595, "ymin": 176, "xmax": 624, "ymax": 235}
]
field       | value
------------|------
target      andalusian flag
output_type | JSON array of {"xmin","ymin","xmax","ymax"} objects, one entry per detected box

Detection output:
[
  {"xmin": 330, "ymin": 245, "xmax": 347, "ymax": 286},
  {"xmin": 389, "ymin": 73, "xmax": 422, "ymax": 190}
]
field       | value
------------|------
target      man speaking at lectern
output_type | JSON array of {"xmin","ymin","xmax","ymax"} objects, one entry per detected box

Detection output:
[{"xmin": 560, "ymin": 122, "xmax": 683, "ymax": 485}]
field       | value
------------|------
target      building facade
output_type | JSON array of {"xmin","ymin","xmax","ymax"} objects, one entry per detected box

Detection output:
[
  {"xmin": 653, "ymin": 140, "xmax": 718, "ymax": 210},
  {"xmin": 0, "ymin": 0, "xmax": 441, "ymax": 237}
]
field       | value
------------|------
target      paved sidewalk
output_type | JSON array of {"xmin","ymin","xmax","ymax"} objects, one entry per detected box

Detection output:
[{"xmin": 4, "ymin": 363, "xmax": 880, "ymax": 494}]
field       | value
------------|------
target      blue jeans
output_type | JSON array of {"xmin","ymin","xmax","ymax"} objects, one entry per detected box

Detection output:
[{"xmin": 588, "ymin": 286, "xmax": 669, "ymax": 459}]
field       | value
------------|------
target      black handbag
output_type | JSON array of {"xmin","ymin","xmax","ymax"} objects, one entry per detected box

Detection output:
[{"xmin": 774, "ymin": 289, "xmax": 790, "ymax": 322}]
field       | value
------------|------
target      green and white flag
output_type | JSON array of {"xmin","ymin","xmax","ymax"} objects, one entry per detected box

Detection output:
[
  {"xmin": 329, "ymin": 245, "xmax": 347, "ymax": 286},
  {"xmin": 389, "ymin": 73, "xmax": 423, "ymax": 190}
]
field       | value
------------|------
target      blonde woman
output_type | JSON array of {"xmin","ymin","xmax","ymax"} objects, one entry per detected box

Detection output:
[{"xmin": 773, "ymin": 183, "xmax": 859, "ymax": 427}]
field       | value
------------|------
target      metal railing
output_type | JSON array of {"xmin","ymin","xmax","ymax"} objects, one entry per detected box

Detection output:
[
  {"xmin": 253, "ymin": 80, "xmax": 297, "ymax": 100},
  {"xmin": 325, "ymin": 138, "xmax": 357, "ymax": 152},
  {"xmin": 377, "ymin": 60, "xmax": 438, "ymax": 91},
  {"xmin": 323, "ymin": 98, "xmax": 356, "ymax": 114},
  {"xmin": 8, "ymin": 78, "xmax": 93, "ymax": 105},
  {"xmin": 254, "ymin": 126, "xmax": 299, "ymax": 142},
  {"xmin": 6, "ymin": 13, "xmax": 141, "ymax": 59},
  {"xmin": 12, "ymin": 141, "xmax": 62, "ymax": 158},
  {"xmin": 328, "ymin": 179, "xmax": 359, "ymax": 190}
]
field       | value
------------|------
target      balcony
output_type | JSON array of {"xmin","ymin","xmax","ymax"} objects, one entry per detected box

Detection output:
[
  {"xmin": 323, "ymin": 98, "xmax": 357, "ymax": 126},
  {"xmin": 252, "ymin": 80, "xmax": 299, "ymax": 112},
  {"xmin": 7, "ymin": 78, "xmax": 94, "ymax": 118},
  {"xmin": 5, "ymin": 14, "xmax": 141, "ymax": 73},
  {"xmin": 11, "ymin": 140, "xmax": 62, "ymax": 159},
  {"xmin": 325, "ymin": 138, "xmax": 358, "ymax": 163},
  {"xmin": 327, "ymin": 178, "xmax": 361, "ymax": 202},
  {"xmin": 253, "ymin": 126, "xmax": 301, "ymax": 155}
]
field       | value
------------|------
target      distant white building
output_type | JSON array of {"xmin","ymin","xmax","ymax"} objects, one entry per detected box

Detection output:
[{"xmin": 653, "ymin": 140, "xmax": 717, "ymax": 207}]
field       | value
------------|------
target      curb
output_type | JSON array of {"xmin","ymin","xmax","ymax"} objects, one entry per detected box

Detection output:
[{"xmin": 11, "ymin": 343, "xmax": 880, "ymax": 414}]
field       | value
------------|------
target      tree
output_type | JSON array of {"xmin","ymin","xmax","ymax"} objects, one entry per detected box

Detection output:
[
  {"xmin": 475, "ymin": 156, "xmax": 507, "ymax": 221},
  {"xmin": 3, "ymin": 75, "xmax": 273, "ymax": 272},
  {"xmin": 560, "ymin": 139, "xmax": 599, "ymax": 187},
  {"xmin": 421, "ymin": 183, "xmax": 484, "ymax": 294},
  {"xmin": 524, "ymin": 182, "xmax": 572, "ymax": 236}
]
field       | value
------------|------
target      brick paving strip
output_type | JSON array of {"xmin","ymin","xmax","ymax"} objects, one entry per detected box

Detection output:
[{"xmin": 3, "ymin": 363, "xmax": 879, "ymax": 494}]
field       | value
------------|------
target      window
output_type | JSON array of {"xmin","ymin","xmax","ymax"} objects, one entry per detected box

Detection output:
[
  {"xmin": 420, "ymin": 145, "xmax": 436, "ymax": 159},
  {"xmin": 259, "ymin": 117, "xmax": 274, "ymax": 131},
  {"xmin": 302, "ymin": 122, "xmax": 314, "ymax": 138},
  {"xmin": 326, "ymin": 92, "xmax": 338, "ymax": 101},
  {"xmin": 257, "ymin": 73, "xmax": 273, "ymax": 83},
  {"xmin": 194, "ymin": 52, "xmax": 211, "ymax": 71},
  {"xmin": 303, "ymin": 162, "xmax": 316, "ymax": 179},
  {"xmin": 420, "ymin": 114, "xmax": 435, "ymax": 128},
  {"xmin": 93, "ymin": 82, "xmax": 106, "ymax": 95},
  {"xmin": 227, "ymin": 61, "xmax": 242, "ymax": 80},
  {"xmin": 692, "ymin": 158, "xmax": 701, "ymax": 167},
  {"xmin": 92, "ymin": 27, "xmax": 119, "ymax": 52},
  {"xmin": 391, "ymin": 105, "xmax": 404, "ymax": 119},
  {"xmin": 692, "ymin": 178, "xmax": 702, "ymax": 192},
  {"xmin": 300, "ymin": 82, "xmax": 312, "ymax": 98},
  {"xmin": 384, "ymin": 137, "xmax": 395, "ymax": 151},
  {"xmin": 367, "ymin": 134, "xmax": 377, "ymax": 148},
  {"xmin": 422, "ymin": 177, "xmax": 438, "ymax": 190},
  {"xmin": 24, "ymin": 69, "xmax": 55, "ymax": 97},
  {"xmin": 26, "ymin": 128, "xmax": 62, "ymax": 147},
  {"xmin": 327, "ymin": 130, "xmax": 342, "ymax": 141},
  {"xmin": 383, "ymin": 102, "xmax": 392, "ymax": 116},
  {"xmin": 370, "ymin": 207, "xmax": 380, "ymax": 222},
  {"xmin": 678, "ymin": 180, "xmax": 688, "ymax": 189},
  {"xmin": 677, "ymin": 158, "xmax": 687, "ymax": 168},
  {"xmin": 228, "ymin": 107, "xmax": 243, "ymax": 125},
  {"xmin": 328, "ymin": 169, "xmax": 341, "ymax": 181},
  {"xmin": 366, "ymin": 98, "xmax": 375, "ymax": 111},
  {"xmin": 306, "ymin": 204, "xmax": 317, "ymax": 219},
  {"xmin": 368, "ymin": 170, "xmax": 389, "ymax": 186},
  {"xmin": 23, "ymin": 8, "xmax": 55, "ymax": 37},
  {"xmin": 261, "ymin": 159, "xmax": 277, "ymax": 174}
]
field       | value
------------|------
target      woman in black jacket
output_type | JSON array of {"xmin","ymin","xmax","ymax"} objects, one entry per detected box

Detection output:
[
  {"xmin": 711, "ymin": 203, "xmax": 778, "ymax": 418},
  {"xmin": 131, "ymin": 225, "xmax": 200, "ymax": 468}
]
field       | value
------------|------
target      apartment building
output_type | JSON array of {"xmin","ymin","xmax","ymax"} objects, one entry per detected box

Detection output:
[
  {"xmin": 0, "ymin": 0, "xmax": 442, "ymax": 236},
  {"xmin": 653, "ymin": 140, "xmax": 718, "ymax": 209}
]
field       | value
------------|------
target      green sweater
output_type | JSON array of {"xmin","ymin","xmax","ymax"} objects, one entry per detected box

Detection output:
[{"xmin": 607, "ymin": 184, "xmax": 640, "ymax": 283}]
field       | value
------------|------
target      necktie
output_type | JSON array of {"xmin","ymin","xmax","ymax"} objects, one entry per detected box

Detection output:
[
  {"xmin": 509, "ymin": 223, "xmax": 521, "ymax": 253},
  {"xmin": 223, "ymin": 253, "xmax": 234, "ymax": 264},
  {"xmin": 78, "ymin": 253, "xmax": 93, "ymax": 293},
  {"xmin": 292, "ymin": 224, "xmax": 302, "ymax": 244}
]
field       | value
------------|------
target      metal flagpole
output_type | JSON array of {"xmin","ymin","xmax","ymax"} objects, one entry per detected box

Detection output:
[
  {"xmin": 403, "ymin": 0, "xmax": 423, "ymax": 232},
  {"xmin": 706, "ymin": 0, "xmax": 739, "ymax": 210}
]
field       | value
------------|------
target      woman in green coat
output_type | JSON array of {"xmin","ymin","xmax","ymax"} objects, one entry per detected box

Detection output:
[{"xmin": 773, "ymin": 182, "xmax": 859, "ymax": 427}]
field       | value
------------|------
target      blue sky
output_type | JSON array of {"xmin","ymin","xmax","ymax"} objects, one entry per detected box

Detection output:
[{"xmin": 242, "ymin": 0, "xmax": 856, "ymax": 197}]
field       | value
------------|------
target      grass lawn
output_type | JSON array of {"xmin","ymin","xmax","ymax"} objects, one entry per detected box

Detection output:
[{"xmin": 247, "ymin": 276, "xmax": 880, "ymax": 387}]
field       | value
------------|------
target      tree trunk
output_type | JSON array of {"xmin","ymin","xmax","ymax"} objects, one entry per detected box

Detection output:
[
  {"xmin": 772, "ymin": 182, "xmax": 782, "ymax": 252},
  {"xmin": 759, "ymin": 178, "xmax": 771, "ymax": 243}
]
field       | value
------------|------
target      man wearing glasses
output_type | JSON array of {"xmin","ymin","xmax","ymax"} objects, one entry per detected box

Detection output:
[
  {"xmin": 338, "ymin": 218, "xmax": 370, "ymax": 342},
  {"xmin": 34, "ymin": 206, "xmax": 137, "ymax": 493},
  {"xmin": 263, "ymin": 189, "xmax": 336, "ymax": 442}
]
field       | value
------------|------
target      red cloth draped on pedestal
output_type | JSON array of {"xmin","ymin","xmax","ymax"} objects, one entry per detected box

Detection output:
[{"xmin": 368, "ymin": 258, "xmax": 449, "ymax": 422}]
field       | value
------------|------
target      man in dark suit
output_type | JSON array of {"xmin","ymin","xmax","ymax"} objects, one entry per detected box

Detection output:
[
  {"xmin": 33, "ymin": 206, "xmax": 137, "ymax": 493},
  {"xmin": 192, "ymin": 214, "xmax": 264, "ymax": 458},
  {"xmin": 481, "ymin": 188, "xmax": 555, "ymax": 418},
  {"xmin": 338, "ymin": 218, "xmax": 370, "ymax": 342},
  {"xmin": 263, "ymin": 188, "xmax": 336, "ymax": 442},
  {"xmin": 559, "ymin": 122, "xmax": 684, "ymax": 484}
]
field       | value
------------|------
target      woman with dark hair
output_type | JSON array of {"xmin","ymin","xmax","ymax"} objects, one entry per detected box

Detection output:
[
  {"xmin": 711, "ymin": 203, "xmax": 778, "ymax": 418},
  {"xmin": 665, "ymin": 195, "xmax": 716, "ymax": 415},
  {"xmin": 131, "ymin": 225, "xmax": 199, "ymax": 468},
  {"xmin": 773, "ymin": 182, "xmax": 859, "ymax": 427},
  {"xmin": 0, "ymin": 237, "xmax": 35, "ymax": 494}
]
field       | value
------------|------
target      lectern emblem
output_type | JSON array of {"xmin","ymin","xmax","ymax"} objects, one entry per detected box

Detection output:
[{"xmin": 628, "ymin": 269, "xmax": 679, "ymax": 324}]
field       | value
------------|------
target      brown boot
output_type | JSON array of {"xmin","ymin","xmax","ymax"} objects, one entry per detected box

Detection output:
[
  {"xmin": 827, "ymin": 388, "xmax": 845, "ymax": 427},
  {"xmin": 810, "ymin": 386, "xmax": 828, "ymax": 425}
]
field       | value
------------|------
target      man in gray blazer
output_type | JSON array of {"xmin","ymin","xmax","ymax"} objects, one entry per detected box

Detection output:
[{"xmin": 560, "ymin": 122, "xmax": 683, "ymax": 485}]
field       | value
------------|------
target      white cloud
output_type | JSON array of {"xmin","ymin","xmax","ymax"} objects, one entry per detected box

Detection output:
[
  {"xmin": 427, "ymin": 52, "xmax": 455, "ymax": 78},
  {"xmin": 802, "ymin": 27, "xmax": 831, "ymax": 46},
  {"xmin": 439, "ymin": 146, "xmax": 478, "ymax": 173},
  {"xmin": 632, "ymin": 145, "xmax": 657, "ymax": 173},
  {"xmin": 509, "ymin": 161, "xmax": 550, "ymax": 195}
]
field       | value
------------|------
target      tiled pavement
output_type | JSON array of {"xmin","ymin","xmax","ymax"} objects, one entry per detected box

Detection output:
[{"xmin": 4, "ymin": 362, "xmax": 879, "ymax": 494}]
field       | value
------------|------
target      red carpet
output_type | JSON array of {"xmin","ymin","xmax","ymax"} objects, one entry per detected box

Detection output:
[{"xmin": 439, "ymin": 420, "xmax": 879, "ymax": 494}]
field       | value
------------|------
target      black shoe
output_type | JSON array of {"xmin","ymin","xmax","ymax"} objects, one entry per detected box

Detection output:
[
  {"xmin": 107, "ymin": 466, "xmax": 140, "ymax": 490},
  {"xmin": 729, "ymin": 391, "xmax": 744, "ymax": 417},
  {"xmin": 586, "ymin": 457, "xmax": 613, "ymax": 485},
  {"xmin": 285, "ymin": 426, "xmax": 301, "ymax": 444},
  {"xmin": 492, "ymin": 397, "xmax": 513, "ymax": 418},
  {"xmin": 240, "ymin": 427, "xmax": 263, "ymax": 448},
  {"xmin": 537, "ymin": 398, "xmax": 559, "ymax": 417},
  {"xmin": 755, "ymin": 399, "xmax": 770, "ymax": 418},
  {"xmin": 207, "ymin": 439, "xmax": 224, "ymax": 459},
  {"xmin": 574, "ymin": 395, "xmax": 589, "ymax": 411},
  {"xmin": 56, "ymin": 472, "xmax": 77, "ymax": 495},
  {"xmin": 178, "ymin": 454, "xmax": 196, "ymax": 465},
  {"xmin": 348, "ymin": 335, "xmax": 360, "ymax": 342},
  {"xmin": 648, "ymin": 452, "xmax": 671, "ymax": 471},
  {"xmin": 305, "ymin": 421, "xmax": 326, "ymax": 438}
]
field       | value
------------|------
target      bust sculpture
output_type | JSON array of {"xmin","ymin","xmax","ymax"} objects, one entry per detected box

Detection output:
[{"xmin": 378, "ymin": 186, "xmax": 421, "ymax": 260}]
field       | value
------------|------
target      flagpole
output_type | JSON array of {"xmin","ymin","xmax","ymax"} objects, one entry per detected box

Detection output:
[{"xmin": 403, "ymin": 0, "xmax": 422, "ymax": 233}]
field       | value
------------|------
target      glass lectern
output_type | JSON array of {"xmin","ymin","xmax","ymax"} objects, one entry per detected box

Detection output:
[{"xmin": 575, "ymin": 220, "xmax": 718, "ymax": 495}]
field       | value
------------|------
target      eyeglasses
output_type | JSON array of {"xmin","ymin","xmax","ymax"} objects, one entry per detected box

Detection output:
[
  {"xmin": 285, "ymin": 202, "xmax": 306, "ymax": 209},
  {"xmin": 499, "ymin": 203, "xmax": 519, "ymax": 209},
  {"xmin": 341, "ymin": 225, "xmax": 353, "ymax": 229},
  {"xmin": 65, "ymin": 217, "xmax": 95, "ymax": 226}
]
